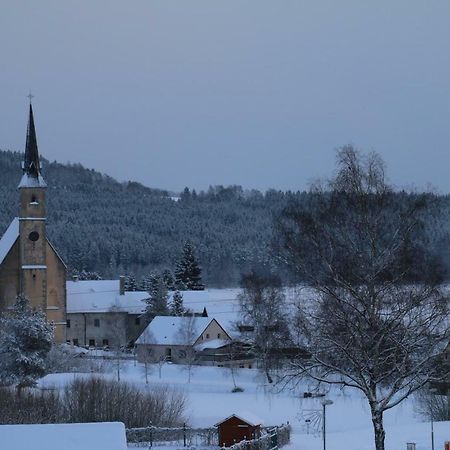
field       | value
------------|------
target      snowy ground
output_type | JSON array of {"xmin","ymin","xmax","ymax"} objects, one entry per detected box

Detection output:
[{"xmin": 39, "ymin": 362, "xmax": 450, "ymax": 450}]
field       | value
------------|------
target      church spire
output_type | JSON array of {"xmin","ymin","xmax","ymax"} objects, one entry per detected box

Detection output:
[
  {"xmin": 19, "ymin": 102, "xmax": 46, "ymax": 188},
  {"xmin": 24, "ymin": 103, "xmax": 40, "ymax": 177}
]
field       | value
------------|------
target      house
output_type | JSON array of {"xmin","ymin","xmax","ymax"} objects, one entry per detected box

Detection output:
[
  {"xmin": 0, "ymin": 104, "xmax": 66, "ymax": 342},
  {"xmin": 135, "ymin": 315, "xmax": 232, "ymax": 364},
  {"xmin": 215, "ymin": 413, "xmax": 262, "ymax": 447},
  {"xmin": 66, "ymin": 277, "xmax": 150, "ymax": 348},
  {"xmin": 1, "ymin": 422, "xmax": 127, "ymax": 450}
]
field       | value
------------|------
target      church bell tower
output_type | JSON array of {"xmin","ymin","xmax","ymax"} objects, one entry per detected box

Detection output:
[{"xmin": 18, "ymin": 103, "xmax": 48, "ymax": 310}]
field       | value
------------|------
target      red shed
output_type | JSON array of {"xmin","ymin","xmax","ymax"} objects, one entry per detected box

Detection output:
[{"xmin": 215, "ymin": 413, "xmax": 262, "ymax": 447}]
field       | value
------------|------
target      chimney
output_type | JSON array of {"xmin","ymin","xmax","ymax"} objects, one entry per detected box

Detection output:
[{"xmin": 119, "ymin": 276, "xmax": 125, "ymax": 295}]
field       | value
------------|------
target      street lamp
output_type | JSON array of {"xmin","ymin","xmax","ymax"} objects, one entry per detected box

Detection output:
[{"xmin": 321, "ymin": 399, "xmax": 333, "ymax": 450}]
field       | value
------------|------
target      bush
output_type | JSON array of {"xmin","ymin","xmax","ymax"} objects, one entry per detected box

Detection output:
[
  {"xmin": 0, "ymin": 377, "xmax": 186, "ymax": 428},
  {"xmin": 0, "ymin": 387, "xmax": 62, "ymax": 424},
  {"xmin": 64, "ymin": 377, "xmax": 186, "ymax": 427},
  {"xmin": 232, "ymin": 386, "xmax": 244, "ymax": 393}
]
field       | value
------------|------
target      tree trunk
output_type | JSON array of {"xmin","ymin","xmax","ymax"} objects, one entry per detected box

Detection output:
[{"xmin": 371, "ymin": 409, "xmax": 385, "ymax": 450}]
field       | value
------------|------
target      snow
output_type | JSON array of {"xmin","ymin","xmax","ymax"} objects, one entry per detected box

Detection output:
[
  {"xmin": 0, "ymin": 217, "xmax": 19, "ymax": 265},
  {"xmin": 194, "ymin": 338, "xmax": 230, "ymax": 351},
  {"xmin": 0, "ymin": 422, "xmax": 127, "ymax": 450},
  {"xmin": 67, "ymin": 280, "xmax": 149, "ymax": 314},
  {"xmin": 18, "ymin": 173, "xmax": 47, "ymax": 188},
  {"xmin": 136, "ymin": 316, "xmax": 214, "ymax": 345},
  {"xmin": 171, "ymin": 289, "xmax": 241, "ymax": 336},
  {"xmin": 38, "ymin": 361, "xmax": 450, "ymax": 450},
  {"xmin": 215, "ymin": 412, "xmax": 263, "ymax": 427}
]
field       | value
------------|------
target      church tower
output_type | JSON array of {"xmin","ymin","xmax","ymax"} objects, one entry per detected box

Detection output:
[{"xmin": 18, "ymin": 103, "xmax": 48, "ymax": 310}]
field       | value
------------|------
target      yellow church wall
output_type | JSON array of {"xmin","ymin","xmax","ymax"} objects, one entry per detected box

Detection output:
[
  {"xmin": 46, "ymin": 241, "xmax": 67, "ymax": 343},
  {"xmin": 0, "ymin": 239, "xmax": 20, "ymax": 310}
]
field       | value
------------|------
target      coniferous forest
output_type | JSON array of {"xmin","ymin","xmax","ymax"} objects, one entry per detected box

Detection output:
[{"xmin": 1, "ymin": 149, "xmax": 450, "ymax": 286}]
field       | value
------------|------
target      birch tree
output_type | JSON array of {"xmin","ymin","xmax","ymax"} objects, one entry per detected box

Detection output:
[{"xmin": 276, "ymin": 146, "xmax": 450, "ymax": 450}]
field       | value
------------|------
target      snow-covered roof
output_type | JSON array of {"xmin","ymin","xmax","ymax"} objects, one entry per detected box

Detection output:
[
  {"xmin": 67, "ymin": 280, "xmax": 149, "ymax": 314},
  {"xmin": 215, "ymin": 412, "xmax": 263, "ymax": 427},
  {"xmin": 136, "ymin": 316, "xmax": 215, "ymax": 345},
  {"xmin": 0, "ymin": 218, "xmax": 19, "ymax": 265},
  {"xmin": 0, "ymin": 421, "xmax": 127, "ymax": 450},
  {"xmin": 18, "ymin": 173, "xmax": 47, "ymax": 188},
  {"xmin": 194, "ymin": 338, "xmax": 230, "ymax": 351}
]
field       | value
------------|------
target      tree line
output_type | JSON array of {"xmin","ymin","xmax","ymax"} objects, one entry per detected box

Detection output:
[{"xmin": 2, "ymin": 149, "xmax": 449, "ymax": 287}]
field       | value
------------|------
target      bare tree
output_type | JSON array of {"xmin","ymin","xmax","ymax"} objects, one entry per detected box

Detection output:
[
  {"xmin": 276, "ymin": 146, "xmax": 450, "ymax": 450},
  {"xmin": 137, "ymin": 328, "xmax": 155, "ymax": 384},
  {"xmin": 176, "ymin": 315, "xmax": 199, "ymax": 383},
  {"xmin": 238, "ymin": 272, "xmax": 291, "ymax": 383}
]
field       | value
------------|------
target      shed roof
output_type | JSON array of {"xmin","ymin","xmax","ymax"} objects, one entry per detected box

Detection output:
[
  {"xmin": 215, "ymin": 412, "xmax": 263, "ymax": 427},
  {"xmin": 0, "ymin": 421, "xmax": 127, "ymax": 450},
  {"xmin": 67, "ymin": 280, "xmax": 149, "ymax": 314}
]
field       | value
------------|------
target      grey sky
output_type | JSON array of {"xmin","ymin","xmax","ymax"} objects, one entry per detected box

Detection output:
[{"xmin": 1, "ymin": 1, "xmax": 450, "ymax": 192}]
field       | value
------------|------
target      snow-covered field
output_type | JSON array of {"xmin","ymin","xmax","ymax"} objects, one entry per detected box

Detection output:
[
  {"xmin": 37, "ymin": 288, "xmax": 449, "ymax": 449},
  {"xmin": 39, "ymin": 362, "xmax": 450, "ymax": 450}
]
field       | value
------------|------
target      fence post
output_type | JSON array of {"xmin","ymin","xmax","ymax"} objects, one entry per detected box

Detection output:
[{"xmin": 183, "ymin": 422, "xmax": 187, "ymax": 447}]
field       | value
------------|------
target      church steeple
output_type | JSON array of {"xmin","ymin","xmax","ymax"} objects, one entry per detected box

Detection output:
[
  {"xmin": 19, "ymin": 102, "xmax": 46, "ymax": 188},
  {"xmin": 24, "ymin": 104, "xmax": 40, "ymax": 177}
]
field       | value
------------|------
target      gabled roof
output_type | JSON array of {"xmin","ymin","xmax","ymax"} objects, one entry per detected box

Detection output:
[
  {"xmin": 67, "ymin": 280, "xmax": 150, "ymax": 314},
  {"xmin": 0, "ymin": 421, "xmax": 127, "ymax": 450},
  {"xmin": 0, "ymin": 218, "xmax": 19, "ymax": 265},
  {"xmin": 215, "ymin": 412, "xmax": 263, "ymax": 427},
  {"xmin": 0, "ymin": 218, "xmax": 65, "ymax": 268},
  {"xmin": 136, "ymin": 316, "xmax": 218, "ymax": 345}
]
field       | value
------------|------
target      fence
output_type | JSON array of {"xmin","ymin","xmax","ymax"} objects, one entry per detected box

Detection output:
[
  {"xmin": 127, "ymin": 423, "xmax": 290, "ymax": 449},
  {"xmin": 221, "ymin": 424, "xmax": 291, "ymax": 450},
  {"xmin": 127, "ymin": 424, "xmax": 218, "ymax": 447}
]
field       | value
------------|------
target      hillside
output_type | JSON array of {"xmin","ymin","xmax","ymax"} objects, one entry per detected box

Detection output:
[{"xmin": 0, "ymin": 150, "xmax": 294, "ymax": 286}]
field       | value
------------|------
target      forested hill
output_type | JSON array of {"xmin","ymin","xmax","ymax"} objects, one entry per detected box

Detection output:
[
  {"xmin": 2, "ymin": 150, "xmax": 450, "ymax": 286},
  {"xmin": 0, "ymin": 150, "xmax": 301, "ymax": 286}
]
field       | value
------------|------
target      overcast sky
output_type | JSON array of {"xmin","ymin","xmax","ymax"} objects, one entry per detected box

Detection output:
[{"xmin": 1, "ymin": 1, "xmax": 450, "ymax": 192}]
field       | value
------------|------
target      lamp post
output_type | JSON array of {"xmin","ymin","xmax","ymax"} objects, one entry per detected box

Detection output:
[
  {"xmin": 321, "ymin": 399, "xmax": 333, "ymax": 450},
  {"xmin": 429, "ymin": 386, "xmax": 438, "ymax": 450}
]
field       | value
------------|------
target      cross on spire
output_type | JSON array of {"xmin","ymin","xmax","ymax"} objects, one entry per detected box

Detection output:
[{"xmin": 27, "ymin": 91, "xmax": 34, "ymax": 104}]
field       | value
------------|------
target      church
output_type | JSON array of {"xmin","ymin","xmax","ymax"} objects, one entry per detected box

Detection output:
[{"xmin": 0, "ymin": 104, "xmax": 67, "ymax": 342}]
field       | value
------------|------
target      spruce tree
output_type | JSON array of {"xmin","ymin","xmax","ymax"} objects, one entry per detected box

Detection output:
[
  {"xmin": 125, "ymin": 274, "xmax": 138, "ymax": 291},
  {"xmin": 174, "ymin": 241, "xmax": 204, "ymax": 290},
  {"xmin": 145, "ymin": 275, "xmax": 169, "ymax": 316},
  {"xmin": 170, "ymin": 290, "xmax": 184, "ymax": 316},
  {"xmin": 0, "ymin": 295, "xmax": 53, "ymax": 390}
]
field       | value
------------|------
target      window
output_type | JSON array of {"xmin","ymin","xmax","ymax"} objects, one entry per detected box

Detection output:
[
  {"xmin": 102, "ymin": 339, "xmax": 109, "ymax": 347},
  {"xmin": 73, "ymin": 339, "xmax": 79, "ymax": 346},
  {"xmin": 94, "ymin": 319, "xmax": 100, "ymax": 327},
  {"xmin": 135, "ymin": 317, "xmax": 141, "ymax": 326},
  {"xmin": 206, "ymin": 333, "xmax": 210, "ymax": 339},
  {"xmin": 66, "ymin": 319, "xmax": 71, "ymax": 328},
  {"xmin": 89, "ymin": 339, "xmax": 95, "ymax": 347},
  {"xmin": 217, "ymin": 333, "xmax": 221, "ymax": 339}
]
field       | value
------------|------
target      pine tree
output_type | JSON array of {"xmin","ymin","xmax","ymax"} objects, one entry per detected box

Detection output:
[
  {"xmin": 125, "ymin": 274, "xmax": 138, "ymax": 291},
  {"xmin": 174, "ymin": 241, "xmax": 205, "ymax": 291},
  {"xmin": 170, "ymin": 291, "xmax": 184, "ymax": 316},
  {"xmin": 0, "ymin": 295, "xmax": 53, "ymax": 390},
  {"xmin": 162, "ymin": 269, "xmax": 175, "ymax": 290},
  {"xmin": 145, "ymin": 275, "xmax": 169, "ymax": 316}
]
